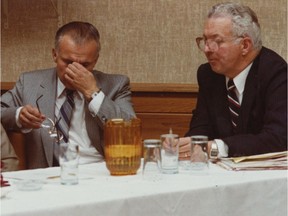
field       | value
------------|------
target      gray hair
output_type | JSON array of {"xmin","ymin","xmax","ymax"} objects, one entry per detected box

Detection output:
[
  {"xmin": 55, "ymin": 21, "xmax": 101, "ymax": 53},
  {"xmin": 208, "ymin": 2, "xmax": 262, "ymax": 50}
]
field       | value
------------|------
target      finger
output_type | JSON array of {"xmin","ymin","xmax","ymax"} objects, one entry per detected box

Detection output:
[
  {"xmin": 179, "ymin": 152, "xmax": 191, "ymax": 160},
  {"xmin": 20, "ymin": 106, "xmax": 45, "ymax": 128},
  {"xmin": 71, "ymin": 62, "xmax": 85, "ymax": 70},
  {"xmin": 65, "ymin": 65, "xmax": 85, "ymax": 82},
  {"xmin": 27, "ymin": 106, "xmax": 45, "ymax": 120},
  {"xmin": 65, "ymin": 66, "xmax": 77, "ymax": 79},
  {"xmin": 179, "ymin": 151, "xmax": 190, "ymax": 157},
  {"xmin": 179, "ymin": 143, "xmax": 191, "ymax": 153},
  {"xmin": 178, "ymin": 137, "xmax": 191, "ymax": 145},
  {"xmin": 20, "ymin": 114, "xmax": 42, "ymax": 128},
  {"xmin": 64, "ymin": 72, "xmax": 74, "ymax": 84},
  {"xmin": 68, "ymin": 62, "xmax": 87, "ymax": 75}
]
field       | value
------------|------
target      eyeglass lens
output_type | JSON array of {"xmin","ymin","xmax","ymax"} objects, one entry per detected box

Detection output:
[{"xmin": 197, "ymin": 39, "xmax": 218, "ymax": 52}]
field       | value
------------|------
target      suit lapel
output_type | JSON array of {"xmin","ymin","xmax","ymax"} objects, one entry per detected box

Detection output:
[
  {"xmin": 212, "ymin": 76, "xmax": 234, "ymax": 136},
  {"xmin": 38, "ymin": 69, "xmax": 58, "ymax": 166},
  {"xmin": 237, "ymin": 63, "xmax": 258, "ymax": 133}
]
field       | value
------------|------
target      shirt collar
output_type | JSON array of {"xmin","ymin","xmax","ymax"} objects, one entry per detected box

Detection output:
[
  {"xmin": 226, "ymin": 62, "xmax": 253, "ymax": 95},
  {"xmin": 57, "ymin": 78, "xmax": 66, "ymax": 98}
]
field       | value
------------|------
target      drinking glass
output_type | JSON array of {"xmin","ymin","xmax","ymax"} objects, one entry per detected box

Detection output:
[
  {"xmin": 142, "ymin": 139, "xmax": 162, "ymax": 181},
  {"xmin": 160, "ymin": 133, "xmax": 179, "ymax": 174},
  {"xmin": 190, "ymin": 135, "xmax": 209, "ymax": 171},
  {"xmin": 59, "ymin": 141, "xmax": 79, "ymax": 185}
]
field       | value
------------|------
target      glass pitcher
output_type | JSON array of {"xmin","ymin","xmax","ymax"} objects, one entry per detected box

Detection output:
[{"xmin": 104, "ymin": 118, "xmax": 142, "ymax": 175}]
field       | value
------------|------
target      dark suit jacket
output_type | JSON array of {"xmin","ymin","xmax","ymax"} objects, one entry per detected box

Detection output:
[
  {"xmin": 185, "ymin": 47, "xmax": 287, "ymax": 157},
  {"xmin": 1, "ymin": 68, "xmax": 135, "ymax": 169}
]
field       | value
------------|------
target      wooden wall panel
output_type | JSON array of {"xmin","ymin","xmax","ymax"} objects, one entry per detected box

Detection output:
[{"xmin": 137, "ymin": 113, "xmax": 192, "ymax": 140}]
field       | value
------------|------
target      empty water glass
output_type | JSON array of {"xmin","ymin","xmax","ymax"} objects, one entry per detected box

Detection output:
[{"xmin": 142, "ymin": 139, "xmax": 162, "ymax": 181}]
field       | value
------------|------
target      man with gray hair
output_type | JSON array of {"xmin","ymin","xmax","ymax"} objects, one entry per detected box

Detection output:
[
  {"xmin": 1, "ymin": 21, "xmax": 136, "ymax": 169},
  {"xmin": 179, "ymin": 2, "xmax": 287, "ymax": 160}
]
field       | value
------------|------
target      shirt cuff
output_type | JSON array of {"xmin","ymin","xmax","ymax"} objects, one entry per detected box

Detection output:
[
  {"xmin": 16, "ymin": 107, "xmax": 32, "ymax": 133},
  {"xmin": 214, "ymin": 139, "xmax": 229, "ymax": 158},
  {"xmin": 88, "ymin": 91, "xmax": 105, "ymax": 117}
]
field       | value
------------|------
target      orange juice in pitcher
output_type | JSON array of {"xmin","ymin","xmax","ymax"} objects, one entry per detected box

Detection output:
[{"xmin": 104, "ymin": 118, "xmax": 142, "ymax": 175}]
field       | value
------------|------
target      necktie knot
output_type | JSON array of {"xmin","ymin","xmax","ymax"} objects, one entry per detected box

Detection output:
[
  {"xmin": 66, "ymin": 89, "xmax": 74, "ymax": 98},
  {"xmin": 228, "ymin": 79, "xmax": 236, "ymax": 90}
]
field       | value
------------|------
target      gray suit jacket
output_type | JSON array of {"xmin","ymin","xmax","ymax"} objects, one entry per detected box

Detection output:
[{"xmin": 1, "ymin": 68, "xmax": 135, "ymax": 169}]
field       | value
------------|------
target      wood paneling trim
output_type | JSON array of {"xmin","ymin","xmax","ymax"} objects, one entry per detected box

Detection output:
[
  {"xmin": 1, "ymin": 82, "xmax": 198, "ymax": 93},
  {"xmin": 132, "ymin": 93, "xmax": 196, "ymax": 113},
  {"xmin": 1, "ymin": 82, "xmax": 15, "ymax": 91},
  {"xmin": 131, "ymin": 83, "xmax": 199, "ymax": 93}
]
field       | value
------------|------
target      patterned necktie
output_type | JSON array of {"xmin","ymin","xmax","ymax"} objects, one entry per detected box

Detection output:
[
  {"xmin": 56, "ymin": 89, "xmax": 75, "ymax": 142},
  {"xmin": 227, "ymin": 79, "xmax": 240, "ymax": 129}
]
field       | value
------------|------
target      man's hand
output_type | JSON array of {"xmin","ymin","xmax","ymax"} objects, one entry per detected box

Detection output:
[
  {"xmin": 64, "ymin": 62, "xmax": 100, "ymax": 100},
  {"xmin": 178, "ymin": 137, "xmax": 191, "ymax": 160},
  {"xmin": 19, "ymin": 105, "xmax": 45, "ymax": 129},
  {"xmin": 178, "ymin": 137, "xmax": 214, "ymax": 161}
]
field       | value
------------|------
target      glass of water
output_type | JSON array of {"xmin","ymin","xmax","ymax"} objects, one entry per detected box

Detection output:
[
  {"xmin": 160, "ymin": 133, "xmax": 179, "ymax": 174},
  {"xmin": 59, "ymin": 142, "xmax": 79, "ymax": 185},
  {"xmin": 190, "ymin": 135, "xmax": 209, "ymax": 172}
]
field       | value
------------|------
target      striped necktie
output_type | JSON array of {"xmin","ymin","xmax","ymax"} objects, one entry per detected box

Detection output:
[
  {"xmin": 56, "ymin": 89, "xmax": 75, "ymax": 142},
  {"xmin": 227, "ymin": 79, "xmax": 240, "ymax": 130}
]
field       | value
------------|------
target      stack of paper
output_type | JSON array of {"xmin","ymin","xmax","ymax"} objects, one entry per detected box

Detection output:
[{"xmin": 216, "ymin": 151, "xmax": 288, "ymax": 171}]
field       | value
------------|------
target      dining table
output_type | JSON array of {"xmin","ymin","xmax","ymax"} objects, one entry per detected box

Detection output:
[{"xmin": 1, "ymin": 161, "xmax": 287, "ymax": 216}]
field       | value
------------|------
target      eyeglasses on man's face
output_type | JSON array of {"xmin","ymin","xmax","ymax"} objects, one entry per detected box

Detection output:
[{"xmin": 195, "ymin": 36, "xmax": 243, "ymax": 52}]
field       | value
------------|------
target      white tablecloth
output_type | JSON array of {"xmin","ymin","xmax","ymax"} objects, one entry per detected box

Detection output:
[{"xmin": 1, "ymin": 162, "xmax": 287, "ymax": 216}]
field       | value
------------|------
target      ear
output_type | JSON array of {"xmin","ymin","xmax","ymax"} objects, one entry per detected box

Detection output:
[
  {"xmin": 93, "ymin": 53, "xmax": 100, "ymax": 65},
  {"xmin": 95, "ymin": 54, "xmax": 99, "ymax": 63},
  {"xmin": 52, "ymin": 48, "xmax": 57, "ymax": 63},
  {"xmin": 241, "ymin": 37, "xmax": 253, "ymax": 56}
]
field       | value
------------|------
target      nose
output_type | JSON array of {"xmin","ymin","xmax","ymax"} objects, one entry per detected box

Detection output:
[
  {"xmin": 204, "ymin": 43, "xmax": 213, "ymax": 53},
  {"xmin": 204, "ymin": 44, "xmax": 210, "ymax": 52}
]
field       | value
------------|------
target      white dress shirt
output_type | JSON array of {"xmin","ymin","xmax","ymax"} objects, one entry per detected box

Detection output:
[
  {"xmin": 215, "ymin": 63, "xmax": 253, "ymax": 157},
  {"xmin": 56, "ymin": 79, "xmax": 104, "ymax": 164}
]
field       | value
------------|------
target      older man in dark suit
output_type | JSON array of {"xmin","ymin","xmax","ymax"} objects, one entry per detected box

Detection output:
[
  {"xmin": 1, "ymin": 22, "xmax": 135, "ymax": 169},
  {"xmin": 179, "ymin": 2, "xmax": 287, "ymax": 160}
]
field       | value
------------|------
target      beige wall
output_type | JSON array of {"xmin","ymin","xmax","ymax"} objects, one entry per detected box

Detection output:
[{"xmin": 1, "ymin": 0, "xmax": 287, "ymax": 84}]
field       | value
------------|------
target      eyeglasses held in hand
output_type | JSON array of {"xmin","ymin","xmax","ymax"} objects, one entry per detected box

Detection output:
[{"xmin": 36, "ymin": 95, "xmax": 63, "ymax": 142}]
